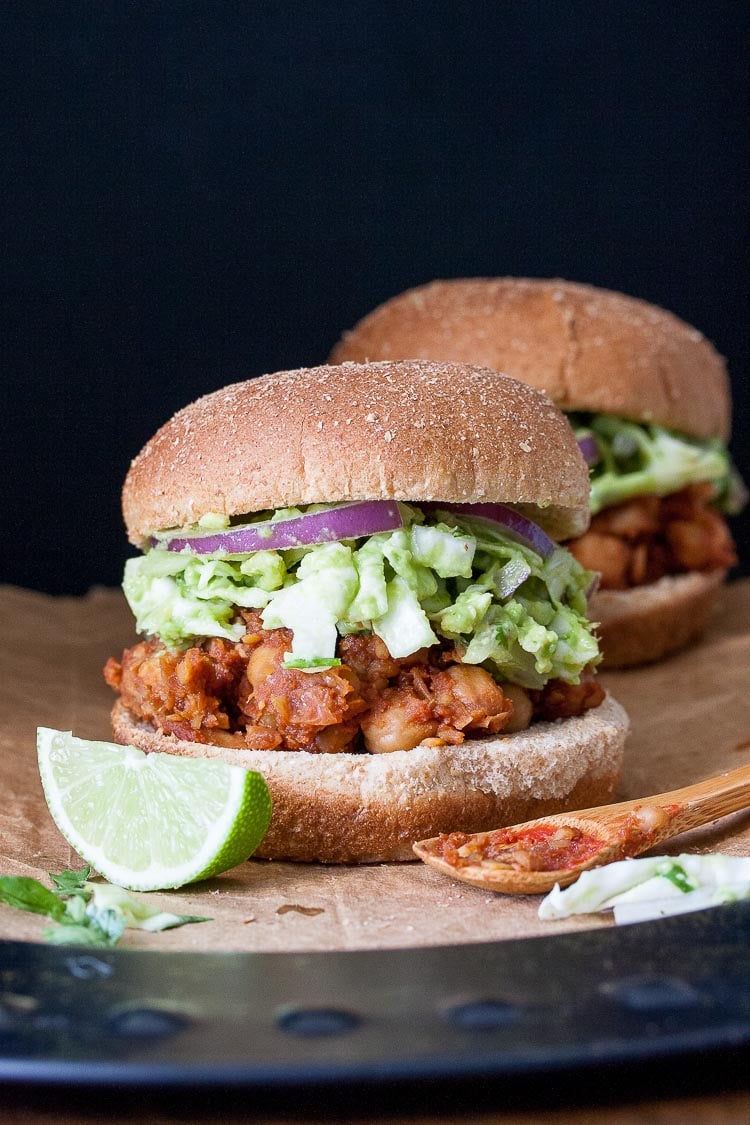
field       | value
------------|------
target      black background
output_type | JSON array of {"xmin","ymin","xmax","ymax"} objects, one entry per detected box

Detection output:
[{"xmin": 3, "ymin": 2, "xmax": 748, "ymax": 593}]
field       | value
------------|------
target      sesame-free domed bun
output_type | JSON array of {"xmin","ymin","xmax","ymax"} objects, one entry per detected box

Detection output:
[
  {"xmin": 111, "ymin": 694, "xmax": 629, "ymax": 863},
  {"xmin": 123, "ymin": 361, "xmax": 591, "ymax": 546},
  {"xmin": 329, "ymin": 279, "xmax": 731, "ymax": 442}
]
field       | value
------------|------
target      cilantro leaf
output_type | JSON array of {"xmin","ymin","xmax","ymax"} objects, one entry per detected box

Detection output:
[
  {"xmin": 662, "ymin": 863, "xmax": 696, "ymax": 894},
  {"xmin": 49, "ymin": 866, "xmax": 92, "ymax": 897},
  {"xmin": 0, "ymin": 876, "xmax": 67, "ymax": 921},
  {"xmin": 0, "ymin": 867, "xmax": 211, "ymax": 947}
]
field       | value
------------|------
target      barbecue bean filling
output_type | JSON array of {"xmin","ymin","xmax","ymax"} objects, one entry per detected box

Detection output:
[{"xmin": 105, "ymin": 610, "xmax": 603, "ymax": 754}]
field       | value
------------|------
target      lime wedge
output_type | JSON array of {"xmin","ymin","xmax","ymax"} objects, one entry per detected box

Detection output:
[{"xmin": 37, "ymin": 728, "xmax": 272, "ymax": 891}]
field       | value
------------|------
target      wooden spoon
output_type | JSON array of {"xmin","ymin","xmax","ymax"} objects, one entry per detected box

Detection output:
[{"xmin": 413, "ymin": 761, "xmax": 750, "ymax": 895}]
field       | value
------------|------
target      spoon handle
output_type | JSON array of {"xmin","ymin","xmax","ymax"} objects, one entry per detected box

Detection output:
[
  {"xmin": 565, "ymin": 761, "xmax": 750, "ymax": 857},
  {"xmin": 660, "ymin": 760, "xmax": 750, "ymax": 833}
]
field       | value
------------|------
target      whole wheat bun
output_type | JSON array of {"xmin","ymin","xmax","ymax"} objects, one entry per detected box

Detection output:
[
  {"xmin": 329, "ymin": 279, "xmax": 731, "ymax": 441},
  {"xmin": 329, "ymin": 282, "xmax": 734, "ymax": 667},
  {"xmin": 122, "ymin": 360, "xmax": 592, "ymax": 545},
  {"xmin": 591, "ymin": 569, "xmax": 726, "ymax": 668},
  {"xmin": 112, "ymin": 695, "xmax": 629, "ymax": 863}
]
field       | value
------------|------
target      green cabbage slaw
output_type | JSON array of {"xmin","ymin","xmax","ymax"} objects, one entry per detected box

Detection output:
[
  {"xmin": 571, "ymin": 413, "xmax": 747, "ymax": 516},
  {"xmin": 122, "ymin": 505, "xmax": 600, "ymax": 689},
  {"xmin": 539, "ymin": 853, "xmax": 750, "ymax": 925}
]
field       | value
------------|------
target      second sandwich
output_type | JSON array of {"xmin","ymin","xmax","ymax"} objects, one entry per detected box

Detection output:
[{"xmin": 331, "ymin": 279, "xmax": 746, "ymax": 665}]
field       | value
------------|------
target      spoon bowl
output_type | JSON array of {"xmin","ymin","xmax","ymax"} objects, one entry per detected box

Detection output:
[{"xmin": 413, "ymin": 760, "xmax": 750, "ymax": 895}]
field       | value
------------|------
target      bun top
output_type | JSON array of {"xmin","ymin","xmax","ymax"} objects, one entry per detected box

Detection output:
[
  {"xmin": 123, "ymin": 361, "xmax": 591, "ymax": 546},
  {"xmin": 329, "ymin": 279, "xmax": 731, "ymax": 442}
]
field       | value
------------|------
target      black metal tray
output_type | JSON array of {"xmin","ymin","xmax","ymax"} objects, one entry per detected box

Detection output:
[{"xmin": 1, "ymin": 900, "xmax": 748, "ymax": 1095}]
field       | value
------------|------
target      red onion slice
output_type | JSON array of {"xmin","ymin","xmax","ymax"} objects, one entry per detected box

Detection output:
[
  {"xmin": 577, "ymin": 434, "xmax": 601, "ymax": 466},
  {"xmin": 156, "ymin": 500, "xmax": 404, "ymax": 555},
  {"xmin": 427, "ymin": 503, "xmax": 557, "ymax": 558}
]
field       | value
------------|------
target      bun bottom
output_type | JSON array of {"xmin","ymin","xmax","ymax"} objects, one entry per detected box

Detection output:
[
  {"xmin": 111, "ymin": 695, "xmax": 629, "ymax": 863},
  {"xmin": 590, "ymin": 569, "xmax": 726, "ymax": 669}
]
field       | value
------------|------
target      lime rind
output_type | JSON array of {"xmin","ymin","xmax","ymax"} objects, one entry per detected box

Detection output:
[{"xmin": 37, "ymin": 728, "xmax": 272, "ymax": 891}]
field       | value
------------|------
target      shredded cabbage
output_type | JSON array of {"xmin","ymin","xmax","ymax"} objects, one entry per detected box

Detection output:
[
  {"xmin": 571, "ymin": 413, "xmax": 746, "ymax": 516},
  {"xmin": 122, "ymin": 504, "xmax": 600, "ymax": 685},
  {"xmin": 539, "ymin": 853, "xmax": 750, "ymax": 925}
]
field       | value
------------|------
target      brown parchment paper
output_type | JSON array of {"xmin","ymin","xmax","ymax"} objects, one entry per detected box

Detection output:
[{"xmin": 1, "ymin": 581, "xmax": 749, "ymax": 953}]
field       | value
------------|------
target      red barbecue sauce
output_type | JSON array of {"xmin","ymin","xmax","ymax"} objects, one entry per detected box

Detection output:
[{"xmin": 436, "ymin": 823, "xmax": 605, "ymax": 873}]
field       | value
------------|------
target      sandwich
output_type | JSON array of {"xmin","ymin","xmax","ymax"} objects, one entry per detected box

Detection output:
[
  {"xmin": 330, "ymin": 280, "xmax": 746, "ymax": 666},
  {"xmin": 104, "ymin": 360, "xmax": 628, "ymax": 862}
]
